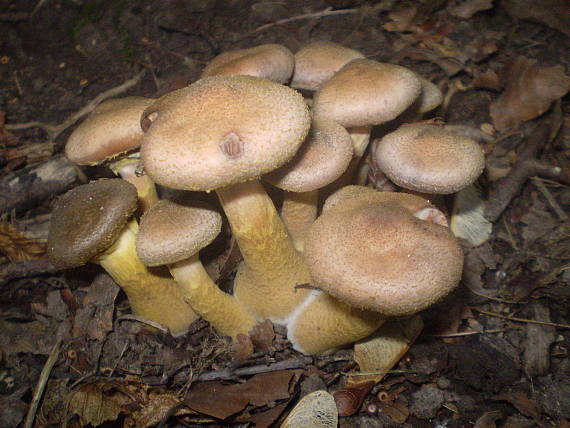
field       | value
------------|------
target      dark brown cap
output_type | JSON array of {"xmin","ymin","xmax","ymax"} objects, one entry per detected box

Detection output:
[{"xmin": 47, "ymin": 179, "xmax": 138, "ymax": 269}]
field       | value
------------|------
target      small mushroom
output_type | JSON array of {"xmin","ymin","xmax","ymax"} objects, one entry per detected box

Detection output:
[
  {"xmin": 291, "ymin": 41, "xmax": 365, "ymax": 91},
  {"xmin": 265, "ymin": 117, "xmax": 354, "ymax": 251},
  {"xmin": 47, "ymin": 179, "xmax": 198, "ymax": 336},
  {"xmin": 136, "ymin": 200, "xmax": 257, "ymax": 338},
  {"xmin": 65, "ymin": 97, "xmax": 159, "ymax": 211},
  {"xmin": 201, "ymin": 43, "xmax": 294, "ymax": 84},
  {"xmin": 371, "ymin": 123, "xmax": 486, "ymax": 194}
]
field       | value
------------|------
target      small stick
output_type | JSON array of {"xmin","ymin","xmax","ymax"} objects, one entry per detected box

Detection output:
[
  {"xmin": 117, "ymin": 314, "xmax": 170, "ymax": 334},
  {"xmin": 6, "ymin": 71, "xmax": 145, "ymax": 141},
  {"xmin": 473, "ymin": 308, "xmax": 570, "ymax": 329},
  {"xmin": 196, "ymin": 356, "xmax": 312, "ymax": 382},
  {"xmin": 23, "ymin": 339, "xmax": 62, "ymax": 428},
  {"xmin": 532, "ymin": 177, "xmax": 568, "ymax": 221},
  {"xmin": 252, "ymin": 7, "xmax": 359, "ymax": 33},
  {"xmin": 428, "ymin": 328, "xmax": 513, "ymax": 338}
]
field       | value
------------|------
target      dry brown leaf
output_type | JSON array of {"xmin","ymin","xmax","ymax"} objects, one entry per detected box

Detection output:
[
  {"xmin": 473, "ymin": 69, "xmax": 501, "ymax": 90},
  {"xmin": 0, "ymin": 320, "xmax": 59, "ymax": 355},
  {"xmin": 184, "ymin": 370, "xmax": 302, "ymax": 420},
  {"xmin": 379, "ymin": 399, "xmax": 410, "ymax": 424},
  {"xmin": 233, "ymin": 333, "xmax": 254, "ymax": 360},
  {"xmin": 383, "ymin": 6, "xmax": 418, "ymax": 32},
  {"xmin": 250, "ymin": 319, "xmax": 275, "ymax": 352},
  {"xmin": 492, "ymin": 390, "xmax": 541, "ymax": 420},
  {"xmin": 502, "ymin": 0, "xmax": 570, "ymax": 37},
  {"xmin": 448, "ymin": 0, "xmax": 494, "ymax": 19},
  {"xmin": 490, "ymin": 56, "xmax": 570, "ymax": 130},
  {"xmin": 0, "ymin": 221, "xmax": 46, "ymax": 262}
]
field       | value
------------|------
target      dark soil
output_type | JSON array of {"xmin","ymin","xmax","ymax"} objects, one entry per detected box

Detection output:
[{"xmin": 1, "ymin": 0, "xmax": 569, "ymax": 427}]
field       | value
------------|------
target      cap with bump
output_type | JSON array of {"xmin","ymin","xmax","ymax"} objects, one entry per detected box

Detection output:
[
  {"xmin": 305, "ymin": 197, "xmax": 463, "ymax": 317},
  {"xmin": 66, "ymin": 97, "xmax": 154, "ymax": 165},
  {"xmin": 291, "ymin": 41, "xmax": 365, "ymax": 90},
  {"xmin": 47, "ymin": 179, "xmax": 138, "ymax": 269},
  {"xmin": 312, "ymin": 59, "xmax": 421, "ymax": 128},
  {"xmin": 265, "ymin": 117, "xmax": 354, "ymax": 192},
  {"xmin": 372, "ymin": 124, "xmax": 485, "ymax": 194},
  {"xmin": 136, "ymin": 200, "xmax": 222, "ymax": 266},
  {"xmin": 201, "ymin": 44, "xmax": 294, "ymax": 84},
  {"xmin": 140, "ymin": 75, "xmax": 311, "ymax": 191}
]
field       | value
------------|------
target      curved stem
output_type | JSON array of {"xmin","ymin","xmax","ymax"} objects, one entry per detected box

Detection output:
[{"xmin": 281, "ymin": 190, "xmax": 318, "ymax": 252}]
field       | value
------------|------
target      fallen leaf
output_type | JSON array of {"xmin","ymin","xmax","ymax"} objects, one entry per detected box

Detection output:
[
  {"xmin": 490, "ymin": 56, "xmax": 570, "ymax": 130},
  {"xmin": 0, "ymin": 320, "xmax": 58, "ymax": 355},
  {"xmin": 68, "ymin": 381, "xmax": 127, "ymax": 426},
  {"xmin": 250, "ymin": 319, "xmax": 275, "ymax": 352},
  {"xmin": 474, "ymin": 410, "xmax": 503, "ymax": 428},
  {"xmin": 502, "ymin": 0, "xmax": 570, "ymax": 37},
  {"xmin": 0, "ymin": 221, "xmax": 46, "ymax": 262},
  {"xmin": 448, "ymin": 0, "xmax": 494, "ymax": 19},
  {"xmin": 379, "ymin": 399, "xmax": 410, "ymax": 424},
  {"xmin": 492, "ymin": 390, "xmax": 541, "ymax": 420},
  {"xmin": 184, "ymin": 370, "xmax": 301, "ymax": 420},
  {"xmin": 383, "ymin": 6, "xmax": 418, "ymax": 32},
  {"xmin": 233, "ymin": 333, "xmax": 254, "ymax": 360}
]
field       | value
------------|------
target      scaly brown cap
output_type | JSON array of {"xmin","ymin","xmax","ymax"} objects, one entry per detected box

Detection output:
[
  {"xmin": 372, "ymin": 124, "xmax": 485, "ymax": 194},
  {"xmin": 312, "ymin": 59, "xmax": 421, "ymax": 127},
  {"xmin": 140, "ymin": 75, "xmax": 311, "ymax": 191},
  {"xmin": 136, "ymin": 200, "xmax": 222, "ymax": 266},
  {"xmin": 66, "ymin": 97, "xmax": 154, "ymax": 165},
  {"xmin": 291, "ymin": 41, "xmax": 365, "ymax": 90},
  {"xmin": 265, "ymin": 117, "xmax": 354, "ymax": 192},
  {"xmin": 201, "ymin": 44, "xmax": 294, "ymax": 84},
  {"xmin": 305, "ymin": 193, "xmax": 463, "ymax": 316},
  {"xmin": 47, "ymin": 179, "xmax": 138, "ymax": 269}
]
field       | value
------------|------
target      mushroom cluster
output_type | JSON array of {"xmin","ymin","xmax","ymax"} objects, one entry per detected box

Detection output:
[{"xmin": 48, "ymin": 41, "xmax": 485, "ymax": 354}]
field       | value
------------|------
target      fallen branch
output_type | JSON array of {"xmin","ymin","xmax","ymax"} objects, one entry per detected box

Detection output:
[
  {"xmin": 0, "ymin": 154, "xmax": 78, "ymax": 215},
  {"xmin": 6, "ymin": 71, "xmax": 145, "ymax": 141},
  {"xmin": 0, "ymin": 259, "xmax": 57, "ymax": 286},
  {"xmin": 252, "ymin": 7, "xmax": 359, "ymax": 33},
  {"xmin": 484, "ymin": 121, "xmax": 568, "ymax": 222},
  {"xmin": 196, "ymin": 357, "xmax": 313, "ymax": 382}
]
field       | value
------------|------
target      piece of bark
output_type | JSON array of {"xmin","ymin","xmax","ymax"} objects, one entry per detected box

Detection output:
[
  {"xmin": 524, "ymin": 302, "xmax": 556, "ymax": 377},
  {"xmin": 0, "ymin": 154, "xmax": 78, "ymax": 214}
]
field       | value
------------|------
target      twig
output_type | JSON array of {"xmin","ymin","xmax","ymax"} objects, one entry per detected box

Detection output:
[
  {"xmin": 23, "ymin": 339, "xmax": 62, "ymax": 428},
  {"xmin": 473, "ymin": 308, "xmax": 570, "ymax": 329},
  {"xmin": 196, "ymin": 356, "xmax": 313, "ymax": 382},
  {"xmin": 0, "ymin": 259, "xmax": 58, "ymax": 286},
  {"xmin": 468, "ymin": 288, "xmax": 522, "ymax": 304},
  {"xmin": 6, "ymin": 71, "xmax": 145, "ymax": 141},
  {"xmin": 252, "ymin": 7, "xmax": 359, "ymax": 33},
  {"xmin": 117, "ymin": 314, "xmax": 170, "ymax": 334},
  {"xmin": 532, "ymin": 177, "xmax": 568, "ymax": 221},
  {"xmin": 428, "ymin": 328, "xmax": 513, "ymax": 338}
]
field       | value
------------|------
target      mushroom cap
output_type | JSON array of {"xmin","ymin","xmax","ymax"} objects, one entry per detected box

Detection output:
[
  {"xmin": 372, "ymin": 124, "xmax": 486, "ymax": 194},
  {"xmin": 201, "ymin": 44, "xmax": 294, "ymax": 84},
  {"xmin": 312, "ymin": 59, "xmax": 422, "ymax": 128},
  {"xmin": 291, "ymin": 41, "xmax": 365, "ymax": 90},
  {"xmin": 304, "ymin": 193, "xmax": 463, "ymax": 317},
  {"xmin": 66, "ymin": 97, "xmax": 154, "ymax": 165},
  {"xmin": 264, "ymin": 117, "xmax": 354, "ymax": 192},
  {"xmin": 136, "ymin": 200, "xmax": 222, "ymax": 266},
  {"xmin": 415, "ymin": 77, "xmax": 443, "ymax": 114},
  {"xmin": 140, "ymin": 75, "xmax": 311, "ymax": 191},
  {"xmin": 47, "ymin": 179, "xmax": 138, "ymax": 269}
]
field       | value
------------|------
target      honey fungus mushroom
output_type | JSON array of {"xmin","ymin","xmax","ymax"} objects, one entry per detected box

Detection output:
[
  {"xmin": 140, "ymin": 75, "xmax": 313, "ymax": 323},
  {"xmin": 287, "ymin": 188, "xmax": 463, "ymax": 354},
  {"xmin": 47, "ymin": 179, "xmax": 197, "ymax": 336},
  {"xmin": 136, "ymin": 200, "xmax": 257, "ymax": 339}
]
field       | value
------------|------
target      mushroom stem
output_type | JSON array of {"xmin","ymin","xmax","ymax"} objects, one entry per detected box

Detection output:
[
  {"xmin": 169, "ymin": 254, "xmax": 258, "ymax": 338},
  {"xmin": 95, "ymin": 219, "xmax": 197, "ymax": 336},
  {"xmin": 281, "ymin": 190, "xmax": 318, "ymax": 252},
  {"xmin": 217, "ymin": 180, "xmax": 312, "ymax": 323},
  {"xmin": 287, "ymin": 291, "xmax": 385, "ymax": 354},
  {"xmin": 110, "ymin": 158, "xmax": 159, "ymax": 214}
]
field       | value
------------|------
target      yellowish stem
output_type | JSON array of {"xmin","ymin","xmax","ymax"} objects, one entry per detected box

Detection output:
[
  {"xmin": 97, "ymin": 220, "xmax": 198, "ymax": 336},
  {"xmin": 281, "ymin": 190, "xmax": 318, "ymax": 252},
  {"xmin": 287, "ymin": 291, "xmax": 385, "ymax": 354},
  {"xmin": 170, "ymin": 254, "xmax": 257, "ymax": 339},
  {"xmin": 110, "ymin": 158, "xmax": 159, "ymax": 213},
  {"xmin": 217, "ymin": 180, "xmax": 312, "ymax": 323}
]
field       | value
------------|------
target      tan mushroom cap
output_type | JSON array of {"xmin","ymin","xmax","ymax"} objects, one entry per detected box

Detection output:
[
  {"xmin": 264, "ymin": 117, "xmax": 354, "ymax": 192},
  {"xmin": 66, "ymin": 97, "xmax": 154, "ymax": 165},
  {"xmin": 201, "ymin": 44, "xmax": 294, "ymax": 84},
  {"xmin": 415, "ymin": 77, "xmax": 443, "ymax": 114},
  {"xmin": 47, "ymin": 179, "xmax": 138, "ymax": 269},
  {"xmin": 372, "ymin": 124, "xmax": 485, "ymax": 194},
  {"xmin": 312, "ymin": 59, "xmax": 422, "ymax": 128},
  {"xmin": 304, "ymin": 193, "xmax": 463, "ymax": 317},
  {"xmin": 291, "ymin": 41, "xmax": 365, "ymax": 90},
  {"xmin": 140, "ymin": 75, "xmax": 311, "ymax": 191},
  {"xmin": 136, "ymin": 200, "xmax": 222, "ymax": 267}
]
